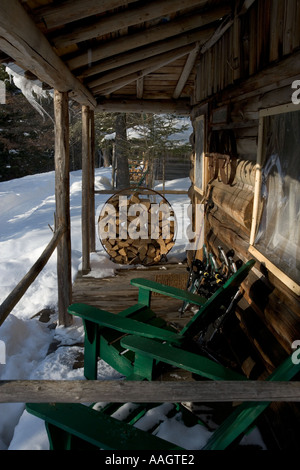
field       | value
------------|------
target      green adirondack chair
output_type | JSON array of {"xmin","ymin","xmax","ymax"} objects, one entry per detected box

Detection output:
[
  {"xmin": 68, "ymin": 259, "xmax": 256, "ymax": 381},
  {"xmin": 26, "ymin": 348, "xmax": 300, "ymax": 450}
]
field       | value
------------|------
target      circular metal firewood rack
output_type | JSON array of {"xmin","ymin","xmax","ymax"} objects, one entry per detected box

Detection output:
[{"xmin": 98, "ymin": 187, "xmax": 177, "ymax": 265}]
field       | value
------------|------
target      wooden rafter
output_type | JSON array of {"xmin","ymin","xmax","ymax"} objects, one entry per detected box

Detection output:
[
  {"xmin": 33, "ymin": 0, "xmax": 138, "ymax": 29},
  {"xmin": 88, "ymin": 44, "xmax": 196, "ymax": 89},
  {"xmin": 173, "ymin": 43, "xmax": 200, "ymax": 98},
  {"xmin": 92, "ymin": 46, "xmax": 194, "ymax": 96},
  {"xmin": 52, "ymin": 0, "xmax": 210, "ymax": 48},
  {"xmin": 0, "ymin": 0, "xmax": 96, "ymax": 108},
  {"xmin": 67, "ymin": 5, "xmax": 231, "ymax": 70},
  {"xmin": 96, "ymin": 98, "xmax": 191, "ymax": 114},
  {"xmin": 78, "ymin": 28, "xmax": 215, "ymax": 80}
]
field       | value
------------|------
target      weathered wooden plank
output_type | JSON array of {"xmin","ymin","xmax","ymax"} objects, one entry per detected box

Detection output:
[
  {"xmin": 136, "ymin": 77, "xmax": 144, "ymax": 99},
  {"xmin": 283, "ymin": 0, "xmax": 295, "ymax": 56},
  {"xmin": 88, "ymin": 44, "xmax": 195, "ymax": 90},
  {"xmin": 269, "ymin": 0, "xmax": 283, "ymax": 62},
  {"xmin": 54, "ymin": 90, "xmax": 72, "ymax": 326},
  {"xmin": 0, "ymin": 0, "xmax": 96, "ymax": 108},
  {"xmin": 96, "ymin": 98, "xmax": 191, "ymax": 115},
  {"xmin": 219, "ymin": 49, "xmax": 300, "ymax": 103},
  {"xmin": 72, "ymin": 263, "xmax": 190, "ymax": 326},
  {"xmin": 89, "ymin": 110, "xmax": 96, "ymax": 253},
  {"xmin": 173, "ymin": 44, "xmax": 200, "ymax": 99},
  {"xmin": 79, "ymin": 29, "xmax": 214, "ymax": 80},
  {"xmin": 52, "ymin": 0, "xmax": 209, "ymax": 48},
  {"xmin": 94, "ymin": 189, "xmax": 188, "ymax": 195},
  {"xmin": 1, "ymin": 380, "xmax": 300, "ymax": 403},
  {"xmin": 81, "ymin": 106, "xmax": 91, "ymax": 274},
  {"xmin": 33, "ymin": 0, "xmax": 138, "ymax": 29},
  {"xmin": 68, "ymin": 6, "xmax": 231, "ymax": 70}
]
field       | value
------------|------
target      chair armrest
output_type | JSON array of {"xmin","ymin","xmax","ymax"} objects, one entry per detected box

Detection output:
[
  {"xmin": 68, "ymin": 303, "xmax": 183, "ymax": 345},
  {"xmin": 121, "ymin": 335, "xmax": 247, "ymax": 382},
  {"xmin": 130, "ymin": 278, "xmax": 207, "ymax": 306}
]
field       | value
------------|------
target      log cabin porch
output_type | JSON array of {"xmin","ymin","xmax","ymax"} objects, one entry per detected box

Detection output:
[
  {"xmin": 72, "ymin": 262, "xmax": 190, "ymax": 323},
  {"xmin": 0, "ymin": 0, "xmax": 299, "ymax": 450}
]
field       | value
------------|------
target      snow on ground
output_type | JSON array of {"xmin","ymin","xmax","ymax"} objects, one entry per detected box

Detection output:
[{"xmin": 0, "ymin": 168, "xmax": 266, "ymax": 450}]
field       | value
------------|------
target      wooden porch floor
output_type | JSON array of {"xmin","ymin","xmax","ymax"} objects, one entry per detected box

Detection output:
[{"xmin": 72, "ymin": 260, "xmax": 193, "ymax": 330}]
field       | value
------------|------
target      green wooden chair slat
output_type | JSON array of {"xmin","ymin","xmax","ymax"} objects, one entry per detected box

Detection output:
[
  {"xmin": 26, "ymin": 403, "xmax": 182, "ymax": 450},
  {"xmin": 130, "ymin": 278, "xmax": 208, "ymax": 305},
  {"xmin": 121, "ymin": 335, "xmax": 247, "ymax": 381}
]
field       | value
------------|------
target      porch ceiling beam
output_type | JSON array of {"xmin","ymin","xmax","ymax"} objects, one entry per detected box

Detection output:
[
  {"xmin": 33, "ymin": 0, "xmax": 138, "ymax": 30},
  {"xmin": 52, "ymin": 0, "xmax": 209, "ymax": 48},
  {"xmin": 173, "ymin": 43, "xmax": 200, "ymax": 99},
  {"xmin": 88, "ymin": 44, "xmax": 196, "ymax": 89},
  {"xmin": 96, "ymin": 98, "xmax": 191, "ymax": 115},
  {"xmin": 67, "ymin": 4, "xmax": 231, "ymax": 70},
  {"xmin": 0, "ymin": 0, "xmax": 96, "ymax": 108},
  {"xmin": 92, "ymin": 45, "xmax": 193, "ymax": 96},
  {"xmin": 79, "ymin": 28, "xmax": 215, "ymax": 80}
]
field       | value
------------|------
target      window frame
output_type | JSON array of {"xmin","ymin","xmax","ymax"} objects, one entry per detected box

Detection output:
[
  {"xmin": 193, "ymin": 115, "xmax": 206, "ymax": 195},
  {"xmin": 249, "ymin": 103, "xmax": 300, "ymax": 295}
]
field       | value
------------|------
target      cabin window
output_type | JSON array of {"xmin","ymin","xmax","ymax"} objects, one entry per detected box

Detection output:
[
  {"xmin": 194, "ymin": 115, "xmax": 205, "ymax": 194},
  {"xmin": 249, "ymin": 104, "xmax": 300, "ymax": 295}
]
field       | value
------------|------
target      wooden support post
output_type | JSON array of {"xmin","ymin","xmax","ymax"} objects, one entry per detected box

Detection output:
[
  {"xmin": 54, "ymin": 90, "xmax": 72, "ymax": 326},
  {"xmin": 89, "ymin": 110, "xmax": 96, "ymax": 253},
  {"xmin": 82, "ymin": 105, "xmax": 91, "ymax": 274}
]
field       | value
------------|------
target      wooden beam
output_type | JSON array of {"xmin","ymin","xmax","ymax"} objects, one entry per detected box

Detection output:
[
  {"xmin": 89, "ymin": 110, "xmax": 96, "ymax": 253},
  {"xmin": 173, "ymin": 43, "xmax": 200, "ymax": 98},
  {"xmin": 82, "ymin": 105, "xmax": 91, "ymax": 274},
  {"xmin": 1, "ymin": 380, "xmax": 300, "ymax": 403},
  {"xmin": 68, "ymin": 5, "xmax": 231, "ymax": 70},
  {"xmin": 96, "ymin": 98, "xmax": 191, "ymax": 114},
  {"xmin": 79, "ymin": 28, "xmax": 216, "ymax": 80},
  {"xmin": 220, "ymin": 49, "xmax": 300, "ymax": 103},
  {"xmin": 200, "ymin": 15, "xmax": 233, "ymax": 54},
  {"xmin": 239, "ymin": 0, "xmax": 257, "ymax": 16},
  {"xmin": 88, "ymin": 44, "xmax": 195, "ymax": 90},
  {"xmin": 93, "ymin": 47, "xmax": 196, "ymax": 96},
  {"xmin": 33, "ymin": 0, "xmax": 138, "ymax": 29},
  {"xmin": 53, "ymin": 0, "xmax": 210, "ymax": 48},
  {"xmin": 94, "ymin": 189, "xmax": 188, "ymax": 195},
  {"xmin": 0, "ymin": 0, "xmax": 96, "ymax": 108},
  {"xmin": 136, "ymin": 77, "xmax": 144, "ymax": 99},
  {"xmin": 54, "ymin": 90, "xmax": 72, "ymax": 327}
]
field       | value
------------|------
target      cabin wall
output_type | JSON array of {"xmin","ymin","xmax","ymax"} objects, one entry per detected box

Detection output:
[
  {"xmin": 190, "ymin": 0, "xmax": 300, "ymax": 376},
  {"xmin": 189, "ymin": 2, "xmax": 300, "ymax": 448}
]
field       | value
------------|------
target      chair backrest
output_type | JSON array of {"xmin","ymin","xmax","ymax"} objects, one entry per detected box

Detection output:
[
  {"xmin": 202, "ymin": 352, "xmax": 300, "ymax": 450},
  {"xmin": 180, "ymin": 259, "xmax": 256, "ymax": 339}
]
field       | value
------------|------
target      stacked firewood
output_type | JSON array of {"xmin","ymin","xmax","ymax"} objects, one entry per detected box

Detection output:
[{"xmin": 98, "ymin": 189, "xmax": 176, "ymax": 265}]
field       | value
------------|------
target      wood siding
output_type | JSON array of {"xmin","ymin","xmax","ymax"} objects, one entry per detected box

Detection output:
[{"xmin": 190, "ymin": 3, "xmax": 300, "ymax": 447}]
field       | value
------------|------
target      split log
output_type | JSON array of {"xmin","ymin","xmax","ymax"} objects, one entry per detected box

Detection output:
[{"xmin": 98, "ymin": 188, "xmax": 176, "ymax": 265}]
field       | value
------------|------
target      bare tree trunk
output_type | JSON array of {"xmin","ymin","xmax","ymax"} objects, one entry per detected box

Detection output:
[
  {"xmin": 102, "ymin": 147, "xmax": 112, "ymax": 167},
  {"xmin": 115, "ymin": 113, "xmax": 130, "ymax": 189}
]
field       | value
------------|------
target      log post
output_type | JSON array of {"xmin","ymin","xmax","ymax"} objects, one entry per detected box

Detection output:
[
  {"xmin": 82, "ymin": 105, "xmax": 91, "ymax": 273},
  {"xmin": 89, "ymin": 109, "xmax": 96, "ymax": 253},
  {"xmin": 54, "ymin": 90, "xmax": 72, "ymax": 326}
]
